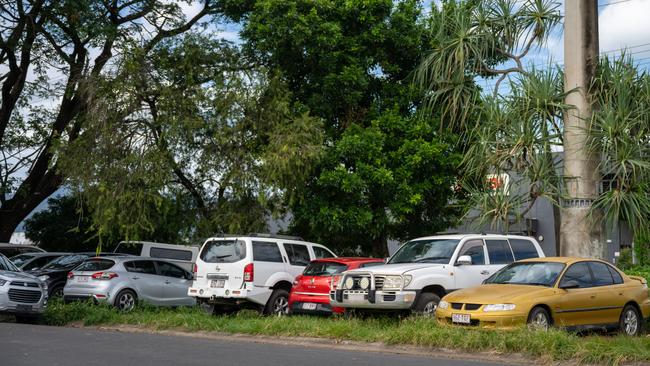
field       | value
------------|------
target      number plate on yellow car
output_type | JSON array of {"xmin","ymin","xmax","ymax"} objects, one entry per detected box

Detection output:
[
  {"xmin": 302, "ymin": 303, "xmax": 317, "ymax": 310},
  {"xmin": 452, "ymin": 313, "xmax": 471, "ymax": 324},
  {"xmin": 210, "ymin": 279, "xmax": 225, "ymax": 288}
]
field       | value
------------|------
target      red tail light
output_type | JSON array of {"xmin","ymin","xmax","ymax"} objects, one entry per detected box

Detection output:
[
  {"xmin": 243, "ymin": 263, "xmax": 254, "ymax": 282},
  {"xmin": 91, "ymin": 272, "xmax": 119, "ymax": 280},
  {"xmin": 67, "ymin": 272, "xmax": 74, "ymax": 279},
  {"xmin": 192, "ymin": 263, "xmax": 198, "ymax": 273},
  {"xmin": 331, "ymin": 275, "xmax": 342, "ymax": 290}
]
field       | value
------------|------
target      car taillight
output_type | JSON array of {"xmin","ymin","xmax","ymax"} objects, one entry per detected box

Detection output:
[
  {"xmin": 292, "ymin": 275, "xmax": 302, "ymax": 286},
  {"xmin": 91, "ymin": 272, "xmax": 118, "ymax": 280},
  {"xmin": 67, "ymin": 272, "xmax": 74, "ymax": 279},
  {"xmin": 192, "ymin": 263, "xmax": 198, "ymax": 273},
  {"xmin": 243, "ymin": 263, "xmax": 254, "ymax": 282}
]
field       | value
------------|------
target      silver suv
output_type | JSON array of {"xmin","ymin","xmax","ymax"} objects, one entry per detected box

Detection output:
[{"xmin": 0, "ymin": 254, "xmax": 48, "ymax": 322}]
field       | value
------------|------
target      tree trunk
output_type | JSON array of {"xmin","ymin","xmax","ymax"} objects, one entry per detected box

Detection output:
[{"xmin": 560, "ymin": 0, "xmax": 606, "ymax": 259}]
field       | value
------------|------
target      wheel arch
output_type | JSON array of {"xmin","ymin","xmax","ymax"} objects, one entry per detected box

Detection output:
[
  {"xmin": 529, "ymin": 304, "xmax": 554, "ymax": 325},
  {"xmin": 420, "ymin": 284, "xmax": 446, "ymax": 298},
  {"xmin": 271, "ymin": 280, "xmax": 292, "ymax": 293}
]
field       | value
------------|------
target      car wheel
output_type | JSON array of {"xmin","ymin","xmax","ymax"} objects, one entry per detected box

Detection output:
[
  {"xmin": 527, "ymin": 307, "xmax": 551, "ymax": 331},
  {"xmin": 114, "ymin": 289, "xmax": 137, "ymax": 312},
  {"xmin": 49, "ymin": 285, "xmax": 64, "ymax": 298},
  {"xmin": 414, "ymin": 292, "xmax": 440, "ymax": 315},
  {"xmin": 264, "ymin": 289, "xmax": 289, "ymax": 316},
  {"xmin": 619, "ymin": 305, "xmax": 642, "ymax": 336}
]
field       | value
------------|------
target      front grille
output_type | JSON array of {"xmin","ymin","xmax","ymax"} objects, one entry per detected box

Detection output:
[
  {"xmin": 451, "ymin": 302, "xmax": 463, "ymax": 310},
  {"xmin": 465, "ymin": 303, "xmax": 482, "ymax": 311},
  {"xmin": 10, "ymin": 281, "xmax": 39, "ymax": 288},
  {"xmin": 8, "ymin": 289, "xmax": 42, "ymax": 303},
  {"xmin": 374, "ymin": 277, "xmax": 384, "ymax": 290},
  {"xmin": 382, "ymin": 294, "xmax": 396, "ymax": 301}
]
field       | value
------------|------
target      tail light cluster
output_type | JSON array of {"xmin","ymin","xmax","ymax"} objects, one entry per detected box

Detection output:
[
  {"xmin": 67, "ymin": 272, "xmax": 74, "ymax": 279},
  {"xmin": 331, "ymin": 275, "xmax": 342, "ymax": 290},
  {"xmin": 192, "ymin": 263, "xmax": 198, "ymax": 274},
  {"xmin": 243, "ymin": 263, "xmax": 254, "ymax": 282},
  {"xmin": 91, "ymin": 272, "xmax": 119, "ymax": 280}
]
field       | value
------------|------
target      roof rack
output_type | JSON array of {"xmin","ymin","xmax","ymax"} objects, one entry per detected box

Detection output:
[{"xmin": 247, "ymin": 233, "xmax": 305, "ymax": 241}]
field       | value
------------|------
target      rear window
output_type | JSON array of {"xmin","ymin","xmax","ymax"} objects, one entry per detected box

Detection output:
[
  {"xmin": 43, "ymin": 254, "xmax": 88, "ymax": 270},
  {"xmin": 115, "ymin": 242, "xmax": 143, "ymax": 255},
  {"xmin": 200, "ymin": 240, "xmax": 246, "ymax": 263},
  {"xmin": 150, "ymin": 247, "xmax": 193, "ymax": 261},
  {"xmin": 313, "ymin": 246, "xmax": 335, "ymax": 259},
  {"xmin": 303, "ymin": 262, "xmax": 347, "ymax": 276},
  {"xmin": 75, "ymin": 259, "xmax": 115, "ymax": 272},
  {"xmin": 509, "ymin": 239, "xmax": 540, "ymax": 260}
]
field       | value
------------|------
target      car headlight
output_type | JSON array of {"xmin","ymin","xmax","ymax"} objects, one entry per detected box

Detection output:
[
  {"xmin": 483, "ymin": 303, "xmax": 516, "ymax": 312},
  {"xmin": 382, "ymin": 275, "xmax": 403, "ymax": 290},
  {"xmin": 38, "ymin": 275, "xmax": 49, "ymax": 282},
  {"xmin": 0, "ymin": 279, "xmax": 6, "ymax": 286},
  {"xmin": 403, "ymin": 275, "xmax": 412, "ymax": 288},
  {"xmin": 438, "ymin": 300, "xmax": 449, "ymax": 310},
  {"xmin": 359, "ymin": 277, "xmax": 370, "ymax": 290}
]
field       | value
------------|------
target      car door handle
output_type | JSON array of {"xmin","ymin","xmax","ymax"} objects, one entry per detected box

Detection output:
[
  {"xmin": 132, "ymin": 277, "xmax": 140, "ymax": 280},
  {"xmin": 480, "ymin": 270, "xmax": 490, "ymax": 275},
  {"xmin": 590, "ymin": 295, "xmax": 596, "ymax": 299},
  {"xmin": 164, "ymin": 281, "xmax": 171, "ymax": 285}
]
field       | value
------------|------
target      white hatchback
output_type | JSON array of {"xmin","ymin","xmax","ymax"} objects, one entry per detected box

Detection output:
[{"xmin": 189, "ymin": 234, "xmax": 336, "ymax": 315}]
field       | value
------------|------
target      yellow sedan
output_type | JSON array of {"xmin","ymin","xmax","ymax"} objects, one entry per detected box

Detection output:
[{"xmin": 435, "ymin": 257, "xmax": 650, "ymax": 335}]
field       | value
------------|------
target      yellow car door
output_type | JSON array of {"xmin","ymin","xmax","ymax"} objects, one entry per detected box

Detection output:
[
  {"xmin": 587, "ymin": 261, "xmax": 627, "ymax": 325},
  {"xmin": 555, "ymin": 262, "xmax": 598, "ymax": 327}
]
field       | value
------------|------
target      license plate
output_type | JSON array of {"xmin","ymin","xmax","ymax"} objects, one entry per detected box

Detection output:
[
  {"xmin": 302, "ymin": 303, "xmax": 317, "ymax": 310},
  {"xmin": 16, "ymin": 304, "xmax": 33, "ymax": 312},
  {"xmin": 346, "ymin": 293, "xmax": 366, "ymax": 302},
  {"xmin": 452, "ymin": 313, "xmax": 471, "ymax": 324},
  {"xmin": 77, "ymin": 276, "xmax": 88, "ymax": 282},
  {"xmin": 210, "ymin": 279, "xmax": 225, "ymax": 288}
]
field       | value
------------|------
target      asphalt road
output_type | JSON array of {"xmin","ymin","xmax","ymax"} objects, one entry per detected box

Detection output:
[{"xmin": 0, "ymin": 323, "xmax": 505, "ymax": 366}]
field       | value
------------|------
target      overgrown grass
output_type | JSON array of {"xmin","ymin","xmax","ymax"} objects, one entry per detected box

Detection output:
[
  {"xmin": 42, "ymin": 301, "xmax": 650, "ymax": 365},
  {"xmin": 626, "ymin": 266, "xmax": 650, "ymax": 283}
]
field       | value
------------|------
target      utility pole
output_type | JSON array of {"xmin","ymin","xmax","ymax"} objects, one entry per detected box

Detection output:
[{"xmin": 560, "ymin": 0, "xmax": 605, "ymax": 258}]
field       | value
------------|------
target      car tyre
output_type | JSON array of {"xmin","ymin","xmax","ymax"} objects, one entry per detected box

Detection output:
[
  {"xmin": 49, "ymin": 284, "xmax": 64, "ymax": 298},
  {"xmin": 264, "ymin": 289, "xmax": 289, "ymax": 316},
  {"xmin": 413, "ymin": 292, "xmax": 440, "ymax": 315},
  {"xmin": 114, "ymin": 289, "xmax": 137, "ymax": 312},
  {"xmin": 527, "ymin": 306, "xmax": 551, "ymax": 331},
  {"xmin": 619, "ymin": 304, "xmax": 642, "ymax": 336}
]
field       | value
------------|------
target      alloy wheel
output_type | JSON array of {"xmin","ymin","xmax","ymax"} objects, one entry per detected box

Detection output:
[
  {"xmin": 529, "ymin": 312, "xmax": 549, "ymax": 330},
  {"xmin": 273, "ymin": 296, "xmax": 288, "ymax": 316},
  {"xmin": 118, "ymin": 293, "xmax": 135, "ymax": 312},
  {"xmin": 623, "ymin": 308, "xmax": 639, "ymax": 336},
  {"xmin": 422, "ymin": 301, "xmax": 437, "ymax": 315}
]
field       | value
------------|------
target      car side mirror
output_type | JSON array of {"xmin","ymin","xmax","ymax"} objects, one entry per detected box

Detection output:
[
  {"xmin": 456, "ymin": 255, "xmax": 472, "ymax": 266},
  {"xmin": 560, "ymin": 280, "xmax": 580, "ymax": 289}
]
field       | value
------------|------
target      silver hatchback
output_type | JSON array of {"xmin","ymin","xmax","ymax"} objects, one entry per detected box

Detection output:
[{"xmin": 63, "ymin": 256, "xmax": 196, "ymax": 311}]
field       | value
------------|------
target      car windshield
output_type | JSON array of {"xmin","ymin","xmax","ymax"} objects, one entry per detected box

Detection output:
[
  {"xmin": 303, "ymin": 262, "xmax": 347, "ymax": 276},
  {"xmin": 388, "ymin": 239, "xmax": 460, "ymax": 264},
  {"xmin": 42, "ymin": 254, "xmax": 88, "ymax": 270},
  {"xmin": 200, "ymin": 239, "xmax": 246, "ymax": 263},
  {"xmin": 0, "ymin": 254, "xmax": 20, "ymax": 272},
  {"xmin": 9, "ymin": 254, "xmax": 34, "ymax": 267},
  {"xmin": 485, "ymin": 262, "xmax": 565, "ymax": 287}
]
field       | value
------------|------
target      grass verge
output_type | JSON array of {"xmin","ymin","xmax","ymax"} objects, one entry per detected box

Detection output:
[{"xmin": 41, "ymin": 301, "xmax": 650, "ymax": 365}]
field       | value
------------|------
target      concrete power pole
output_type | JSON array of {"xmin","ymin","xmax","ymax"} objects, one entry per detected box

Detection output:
[{"xmin": 560, "ymin": 0, "xmax": 605, "ymax": 258}]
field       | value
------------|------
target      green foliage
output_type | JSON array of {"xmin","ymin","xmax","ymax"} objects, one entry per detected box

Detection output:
[
  {"xmin": 23, "ymin": 195, "xmax": 115, "ymax": 252},
  {"xmin": 589, "ymin": 56, "xmax": 650, "ymax": 239},
  {"xmin": 44, "ymin": 301, "xmax": 650, "ymax": 365},
  {"xmin": 291, "ymin": 113, "xmax": 462, "ymax": 255},
  {"xmin": 616, "ymin": 248, "xmax": 634, "ymax": 271}
]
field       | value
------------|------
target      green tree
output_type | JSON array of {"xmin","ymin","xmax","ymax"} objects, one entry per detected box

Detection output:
[
  {"xmin": 59, "ymin": 33, "xmax": 324, "ymax": 241},
  {"xmin": 228, "ymin": 0, "xmax": 462, "ymax": 255},
  {"xmin": 0, "ymin": 0, "xmax": 215, "ymax": 241}
]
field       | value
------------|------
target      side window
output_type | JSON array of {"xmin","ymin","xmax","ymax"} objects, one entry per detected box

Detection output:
[
  {"xmin": 312, "ymin": 246, "xmax": 335, "ymax": 259},
  {"xmin": 150, "ymin": 247, "xmax": 193, "ymax": 261},
  {"xmin": 509, "ymin": 239, "xmax": 540, "ymax": 260},
  {"xmin": 252, "ymin": 241, "xmax": 283, "ymax": 263},
  {"xmin": 283, "ymin": 244, "xmax": 311, "ymax": 266},
  {"xmin": 156, "ymin": 261, "xmax": 187, "ymax": 279},
  {"xmin": 559, "ymin": 262, "xmax": 593, "ymax": 288},
  {"xmin": 607, "ymin": 265, "xmax": 624, "ymax": 284},
  {"xmin": 588, "ymin": 262, "xmax": 614, "ymax": 286},
  {"xmin": 457, "ymin": 240, "xmax": 485, "ymax": 265},
  {"xmin": 124, "ymin": 260, "xmax": 157, "ymax": 274},
  {"xmin": 485, "ymin": 240, "xmax": 514, "ymax": 265}
]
